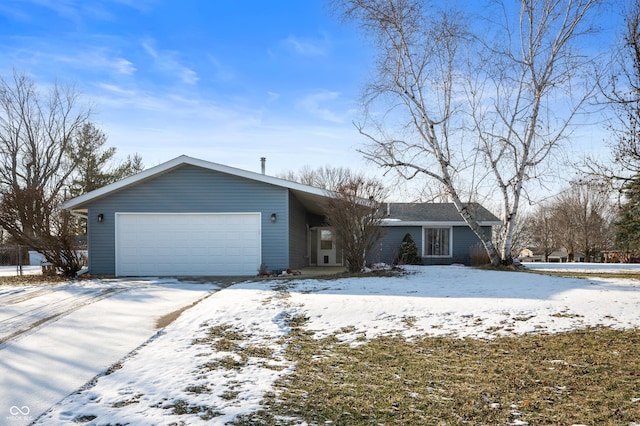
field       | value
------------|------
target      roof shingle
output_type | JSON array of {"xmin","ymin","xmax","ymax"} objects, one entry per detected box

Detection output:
[{"xmin": 384, "ymin": 202, "xmax": 500, "ymax": 224}]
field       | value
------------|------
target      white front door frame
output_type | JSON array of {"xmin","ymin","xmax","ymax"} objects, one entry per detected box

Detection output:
[{"xmin": 317, "ymin": 226, "xmax": 338, "ymax": 265}]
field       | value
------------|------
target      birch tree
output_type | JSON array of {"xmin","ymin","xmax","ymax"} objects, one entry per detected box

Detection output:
[{"xmin": 335, "ymin": 0, "xmax": 602, "ymax": 265}]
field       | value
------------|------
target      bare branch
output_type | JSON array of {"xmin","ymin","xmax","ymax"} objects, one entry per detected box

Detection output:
[{"xmin": 336, "ymin": 0, "xmax": 602, "ymax": 265}]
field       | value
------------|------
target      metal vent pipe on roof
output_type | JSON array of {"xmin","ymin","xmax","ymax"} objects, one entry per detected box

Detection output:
[{"xmin": 260, "ymin": 157, "xmax": 266, "ymax": 175}]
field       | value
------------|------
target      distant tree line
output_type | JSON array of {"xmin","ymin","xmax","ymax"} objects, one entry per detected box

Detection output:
[{"xmin": 523, "ymin": 182, "xmax": 615, "ymax": 262}]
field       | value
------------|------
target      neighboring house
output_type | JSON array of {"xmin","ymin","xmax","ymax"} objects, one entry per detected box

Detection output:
[
  {"xmin": 63, "ymin": 156, "xmax": 501, "ymax": 276},
  {"xmin": 519, "ymin": 248, "xmax": 584, "ymax": 263},
  {"xmin": 518, "ymin": 248, "xmax": 545, "ymax": 263},
  {"xmin": 371, "ymin": 203, "xmax": 501, "ymax": 266}
]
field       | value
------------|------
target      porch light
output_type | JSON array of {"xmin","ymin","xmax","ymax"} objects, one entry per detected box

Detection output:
[
  {"xmin": 271, "ymin": 213, "xmax": 277, "ymax": 222},
  {"xmin": 97, "ymin": 213, "xmax": 104, "ymax": 223}
]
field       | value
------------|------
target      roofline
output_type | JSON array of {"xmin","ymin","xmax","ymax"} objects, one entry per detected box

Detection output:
[
  {"xmin": 380, "ymin": 220, "xmax": 502, "ymax": 227},
  {"xmin": 63, "ymin": 155, "xmax": 333, "ymax": 210}
]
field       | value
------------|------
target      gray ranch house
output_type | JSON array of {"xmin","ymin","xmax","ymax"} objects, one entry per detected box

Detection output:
[{"xmin": 63, "ymin": 155, "xmax": 500, "ymax": 276}]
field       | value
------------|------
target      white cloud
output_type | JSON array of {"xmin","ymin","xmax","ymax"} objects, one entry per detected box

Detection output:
[
  {"xmin": 0, "ymin": 0, "xmax": 156, "ymax": 23},
  {"xmin": 282, "ymin": 34, "xmax": 327, "ymax": 56},
  {"xmin": 84, "ymin": 84, "xmax": 367, "ymax": 175},
  {"xmin": 45, "ymin": 49, "xmax": 136, "ymax": 75},
  {"xmin": 141, "ymin": 40, "xmax": 158, "ymax": 58},
  {"xmin": 206, "ymin": 55, "xmax": 234, "ymax": 81},
  {"xmin": 141, "ymin": 39, "xmax": 199, "ymax": 85},
  {"xmin": 180, "ymin": 67, "xmax": 199, "ymax": 85},
  {"xmin": 94, "ymin": 82, "xmax": 137, "ymax": 96},
  {"xmin": 266, "ymin": 91, "xmax": 280, "ymax": 103},
  {"xmin": 298, "ymin": 90, "xmax": 344, "ymax": 123},
  {"xmin": 112, "ymin": 57, "xmax": 136, "ymax": 74}
]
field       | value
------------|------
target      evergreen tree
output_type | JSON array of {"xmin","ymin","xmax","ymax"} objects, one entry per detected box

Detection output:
[
  {"xmin": 67, "ymin": 123, "xmax": 144, "ymax": 197},
  {"xmin": 398, "ymin": 233, "xmax": 421, "ymax": 265},
  {"xmin": 615, "ymin": 175, "xmax": 640, "ymax": 261}
]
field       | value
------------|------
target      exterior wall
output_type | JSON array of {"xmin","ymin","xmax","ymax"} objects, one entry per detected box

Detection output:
[
  {"xmin": 370, "ymin": 226, "xmax": 420, "ymax": 265},
  {"xmin": 85, "ymin": 165, "xmax": 289, "ymax": 275},
  {"xmin": 424, "ymin": 226, "xmax": 490, "ymax": 265},
  {"xmin": 288, "ymin": 192, "xmax": 309, "ymax": 269},
  {"xmin": 370, "ymin": 225, "xmax": 493, "ymax": 266},
  {"xmin": 309, "ymin": 229, "xmax": 318, "ymax": 265}
]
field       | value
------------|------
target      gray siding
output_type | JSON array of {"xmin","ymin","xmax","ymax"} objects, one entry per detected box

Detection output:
[
  {"xmin": 288, "ymin": 192, "xmax": 309, "ymax": 268},
  {"xmin": 84, "ymin": 165, "xmax": 289, "ymax": 275},
  {"xmin": 448, "ymin": 226, "xmax": 491, "ymax": 265},
  {"xmin": 370, "ymin": 225, "xmax": 493, "ymax": 266},
  {"xmin": 370, "ymin": 226, "xmax": 420, "ymax": 265}
]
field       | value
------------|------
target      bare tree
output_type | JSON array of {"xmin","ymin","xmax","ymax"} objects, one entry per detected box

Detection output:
[
  {"xmin": 582, "ymin": 0, "xmax": 640, "ymax": 188},
  {"xmin": 569, "ymin": 183, "xmax": 613, "ymax": 261},
  {"xmin": 525, "ymin": 182, "xmax": 614, "ymax": 262},
  {"xmin": 526, "ymin": 203, "xmax": 557, "ymax": 262},
  {"xmin": 0, "ymin": 71, "xmax": 90, "ymax": 275},
  {"xmin": 335, "ymin": 0, "xmax": 602, "ymax": 266},
  {"xmin": 278, "ymin": 165, "xmax": 355, "ymax": 190},
  {"xmin": 324, "ymin": 176, "xmax": 387, "ymax": 272},
  {"xmin": 282, "ymin": 165, "xmax": 387, "ymax": 272}
]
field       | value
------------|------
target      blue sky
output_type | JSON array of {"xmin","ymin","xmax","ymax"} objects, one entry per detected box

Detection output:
[
  {"xmin": 0, "ymin": 0, "xmax": 374, "ymax": 175},
  {"xmin": 0, "ymin": 0, "xmax": 625, "ymax": 186}
]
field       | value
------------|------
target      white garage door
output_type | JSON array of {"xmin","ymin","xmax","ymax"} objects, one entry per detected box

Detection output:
[{"xmin": 115, "ymin": 213, "xmax": 261, "ymax": 276}]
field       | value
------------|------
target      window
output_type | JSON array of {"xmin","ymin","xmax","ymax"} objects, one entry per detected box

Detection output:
[
  {"xmin": 424, "ymin": 227, "xmax": 451, "ymax": 256},
  {"xmin": 320, "ymin": 229, "xmax": 333, "ymax": 250}
]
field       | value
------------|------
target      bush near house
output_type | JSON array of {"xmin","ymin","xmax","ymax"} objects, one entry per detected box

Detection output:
[
  {"xmin": 397, "ymin": 233, "xmax": 421, "ymax": 265},
  {"xmin": 470, "ymin": 243, "xmax": 491, "ymax": 266}
]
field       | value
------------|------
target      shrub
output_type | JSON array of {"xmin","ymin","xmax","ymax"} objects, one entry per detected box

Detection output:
[
  {"xmin": 470, "ymin": 243, "xmax": 490, "ymax": 266},
  {"xmin": 398, "ymin": 233, "xmax": 422, "ymax": 265}
]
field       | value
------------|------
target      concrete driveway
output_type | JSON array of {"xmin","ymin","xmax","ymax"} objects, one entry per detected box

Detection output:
[{"xmin": 0, "ymin": 278, "xmax": 218, "ymax": 425}]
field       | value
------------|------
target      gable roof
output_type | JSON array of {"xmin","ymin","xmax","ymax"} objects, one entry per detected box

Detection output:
[
  {"xmin": 382, "ymin": 202, "xmax": 501, "ymax": 226},
  {"xmin": 63, "ymin": 155, "xmax": 334, "ymax": 215}
]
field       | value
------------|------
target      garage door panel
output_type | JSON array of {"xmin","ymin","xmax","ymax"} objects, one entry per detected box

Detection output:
[{"xmin": 116, "ymin": 213, "xmax": 261, "ymax": 276}]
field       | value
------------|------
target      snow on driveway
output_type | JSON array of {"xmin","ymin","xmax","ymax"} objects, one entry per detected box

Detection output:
[
  {"xmin": 31, "ymin": 265, "xmax": 640, "ymax": 425},
  {"xmin": 0, "ymin": 278, "xmax": 217, "ymax": 425}
]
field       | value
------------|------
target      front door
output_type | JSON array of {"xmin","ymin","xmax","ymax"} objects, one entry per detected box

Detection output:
[{"xmin": 317, "ymin": 227, "xmax": 336, "ymax": 265}]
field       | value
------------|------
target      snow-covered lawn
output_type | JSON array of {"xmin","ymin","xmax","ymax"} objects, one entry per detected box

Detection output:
[
  {"xmin": 15, "ymin": 265, "xmax": 639, "ymax": 425},
  {"xmin": 525, "ymin": 261, "xmax": 640, "ymax": 273}
]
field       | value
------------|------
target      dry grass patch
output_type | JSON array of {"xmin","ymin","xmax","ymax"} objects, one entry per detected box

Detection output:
[
  {"xmin": 156, "ymin": 294, "xmax": 211, "ymax": 329},
  {"xmin": 237, "ymin": 327, "xmax": 640, "ymax": 425},
  {"xmin": 0, "ymin": 274, "xmax": 68, "ymax": 286}
]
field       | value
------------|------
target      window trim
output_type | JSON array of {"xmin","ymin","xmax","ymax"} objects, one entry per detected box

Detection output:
[{"xmin": 422, "ymin": 226, "xmax": 453, "ymax": 257}]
